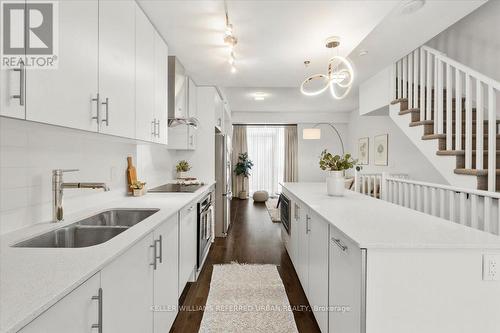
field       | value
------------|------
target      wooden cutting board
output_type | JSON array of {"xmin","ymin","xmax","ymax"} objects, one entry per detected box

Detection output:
[{"xmin": 126, "ymin": 156, "xmax": 137, "ymax": 193}]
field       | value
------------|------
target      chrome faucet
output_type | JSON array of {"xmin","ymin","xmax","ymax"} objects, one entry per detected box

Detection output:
[{"xmin": 52, "ymin": 169, "xmax": 110, "ymax": 222}]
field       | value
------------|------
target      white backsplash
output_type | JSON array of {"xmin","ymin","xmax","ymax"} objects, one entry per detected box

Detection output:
[{"xmin": 0, "ymin": 118, "xmax": 175, "ymax": 235}]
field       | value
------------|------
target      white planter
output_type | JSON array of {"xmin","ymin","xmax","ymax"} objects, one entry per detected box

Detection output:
[
  {"xmin": 177, "ymin": 171, "xmax": 188, "ymax": 179},
  {"xmin": 326, "ymin": 171, "xmax": 345, "ymax": 196}
]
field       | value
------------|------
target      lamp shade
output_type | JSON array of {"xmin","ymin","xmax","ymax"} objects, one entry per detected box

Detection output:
[{"xmin": 303, "ymin": 128, "xmax": 321, "ymax": 140}]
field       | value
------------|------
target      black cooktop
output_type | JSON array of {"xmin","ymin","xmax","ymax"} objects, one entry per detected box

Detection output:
[{"xmin": 148, "ymin": 183, "xmax": 203, "ymax": 193}]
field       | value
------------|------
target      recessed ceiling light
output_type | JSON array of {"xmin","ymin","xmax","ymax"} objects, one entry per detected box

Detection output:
[
  {"xmin": 359, "ymin": 50, "xmax": 368, "ymax": 57},
  {"xmin": 400, "ymin": 0, "xmax": 425, "ymax": 15},
  {"xmin": 253, "ymin": 92, "xmax": 266, "ymax": 101}
]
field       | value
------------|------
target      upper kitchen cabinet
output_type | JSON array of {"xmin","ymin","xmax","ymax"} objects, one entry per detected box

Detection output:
[
  {"xmin": 0, "ymin": 0, "xmax": 25, "ymax": 120},
  {"xmin": 98, "ymin": 0, "xmax": 136, "ymax": 138},
  {"xmin": 214, "ymin": 91, "xmax": 224, "ymax": 131},
  {"xmin": 25, "ymin": 0, "xmax": 99, "ymax": 131},
  {"xmin": 154, "ymin": 30, "xmax": 168, "ymax": 145}
]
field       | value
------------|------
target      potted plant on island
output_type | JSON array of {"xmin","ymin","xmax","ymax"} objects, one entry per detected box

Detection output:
[
  {"xmin": 129, "ymin": 181, "xmax": 147, "ymax": 197},
  {"xmin": 176, "ymin": 160, "xmax": 191, "ymax": 179},
  {"xmin": 234, "ymin": 152, "xmax": 253, "ymax": 200},
  {"xmin": 319, "ymin": 150, "xmax": 357, "ymax": 196}
]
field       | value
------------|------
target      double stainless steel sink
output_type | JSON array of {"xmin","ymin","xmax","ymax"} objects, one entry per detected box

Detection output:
[{"xmin": 13, "ymin": 209, "xmax": 159, "ymax": 248}]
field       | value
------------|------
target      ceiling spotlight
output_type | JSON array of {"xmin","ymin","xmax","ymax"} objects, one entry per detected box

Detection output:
[
  {"xmin": 304, "ymin": 60, "xmax": 311, "ymax": 67},
  {"xmin": 253, "ymin": 92, "xmax": 266, "ymax": 101},
  {"xmin": 225, "ymin": 23, "xmax": 233, "ymax": 36},
  {"xmin": 231, "ymin": 66, "xmax": 237, "ymax": 74},
  {"xmin": 228, "ymin": 52, "xmax": 235, "ymax": 65},
  {"xmin": 358, "ymin": 50, "xmax": 368, "ymax": 57},
  {"xmin": 400, "ymin": 0, "xmax": 425, "ymax": 15}
]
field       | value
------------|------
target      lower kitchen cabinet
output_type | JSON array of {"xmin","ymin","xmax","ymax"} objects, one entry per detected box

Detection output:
[
  {"xmin": 101, "ymin": 233, "xmax": 155, "ymax": 333},
  {"xmin": 153, "ymin": 215, "xmax": 179, "ymax": 331},
  {"xmin": 329, "ymin": 225, "xmax": 365, "ymax": 333},
  {"xmin": 179, "ymin": 201, "xmax": 197, "ymax": 297},
  {"xmin": 19, "ymin": 273, "xmax": 101, "ymax": 333}
]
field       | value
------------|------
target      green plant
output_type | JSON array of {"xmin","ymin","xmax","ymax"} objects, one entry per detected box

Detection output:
[
  {"xmin": 176, "ymin": 160, "xmax": 191, "ymax": 172},
  {"xmin": 234, "ymin": 152, "xmax": 253, "ymax": 178},
  {"xmin": 319, "ymin": 150, "xmax": 357, "ymax": 171},
  {"xmin": 130, "ymin": 181, "xmax": 146, "ymax": 190}
]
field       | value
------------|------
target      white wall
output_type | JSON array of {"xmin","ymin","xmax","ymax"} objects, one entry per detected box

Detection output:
[
  {"xmin": 298, "ymin": 123, "xmax": 349, "ymax": 182},
  {"xmin": 347, "ymin": 110, "xmax": 446, "ymax": 183},
  {"xmin": 359, "ymin": 66, "xmax": 391, "ymax": 115},
  {"xmin": 427, "ymin": 0, "xmax": 500, "ymax": 81},
  {"xmin": 232, "ymin": 111, "xmax": 350, "ymax": 124}
]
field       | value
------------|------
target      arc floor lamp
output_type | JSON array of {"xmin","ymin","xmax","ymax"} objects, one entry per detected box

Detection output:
[{"xmin": 302, "ymin": 123, "xmax": 345, "ymax": 155}]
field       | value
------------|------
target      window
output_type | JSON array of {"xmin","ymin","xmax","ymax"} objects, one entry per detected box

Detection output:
[{"xmin": 247, "ymin": 126, "xmax": 285, "ymax": 196}]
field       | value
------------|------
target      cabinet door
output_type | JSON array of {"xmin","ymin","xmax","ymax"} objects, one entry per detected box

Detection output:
[
  {"xmin": 289, "ymin": 200, "xmax": 301, "ymax": 268},
  {"xmin": 26, "ymin": 0, "xmax": 98, "ymax": 131},
  {"xmin": 154, "ymin": 31, "xmax": 168, "ymax": 145},
  {"xmin": 214, "ymin": 92, "xmax": 223, "ymax": 130},
  {"xmin": 187, "ymin": 77, "xmax": 197, "ymax": 119},
  {"xmin": 101, "ymin": 233, "xmax": 154, "ymax": 333},
  {"xmin": 0, "ymin": 0, "xmax": 25, "ymax": 119},
  {"xmin": 179, "ymin": 202, "xmax": 197, "ymax": 297},
  {"xmin": 308, "ymin": 212, "xmax": 330, "ymax": 333},
  {"xmin": 153, "ymin": 215, "xmax": 179, "ymax": 332},
  {"xmin": 134, "ymin": 4, "xmax": 155, "ymax": 142},
  {"xmin": 297, "ymin": 204, "xmax": 310, "ymax": 293},
  {"xmin": 20, "ymin": 273, "xmax": 100, "ymax": 333},
  {"xmin": 329, "ymin": 226, "xmax": 364, "ymax": 333},
  {"xmin": 98, "ymin": 0, "xmax": 136, "ymax": 138}
]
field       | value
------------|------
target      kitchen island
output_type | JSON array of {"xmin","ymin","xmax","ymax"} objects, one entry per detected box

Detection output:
[{"xmin": 281, "ymin": 182, "xmax": 500, "ymax": 333}]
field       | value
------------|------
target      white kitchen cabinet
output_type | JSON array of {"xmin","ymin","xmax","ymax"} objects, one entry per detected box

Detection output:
[
  {"xmin": 297, "ymin": 202, "xmax": 310, "ymax": 292},
  {"xmin": 26, "ymin": 0, "xmax": 99, "ymax": 132},
  {"xmin": 101, "ymin": 233, "xmax": 155, "ymax": 333},
  {"xmin": 153, "ymin": 215, "xmax": 179, "ymax": 331},
  {"xmin": 308, "ymin": 211, "xmax": 330, "ymax": 333},
  {"xmin": 329, "ymin": 225, "xmax": 364, "ymax": 333},
  {"xmin": 289, "ymin": 199, "xmax": 301, "ymax": 266},
  {"xmin": 154, "ymin": 31, "xmax": 168, "ymax": 145},
  {"xmin": 0, "ymin": 0, "xmax": 25, "ymax": 120},
  {"xmin": 19, "ymin": 273, "xmax": 101, "ymax": 333},
  {"xmin": 98, "ymin": 0, "xmax": 136, "ymax": 138},
  {"xmin": 214, "ymin": 91, "xmax": 224, "ymax": 131},
  {"xmin": 179, "ymin": 201, "xmax": 197, "ymax": 297},
  {"xmin": 135, "ymin": 4, "xmax": 156, "ymax": 142}
]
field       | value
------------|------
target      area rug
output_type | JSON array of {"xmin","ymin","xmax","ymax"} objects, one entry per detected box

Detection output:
[
  {"xmin": 199, "ymin": 263, "xmax": 298, "ymax": 333},
  {"xmin": 265, "ymin": 198, "xmax": 281, "ymax": 223}
]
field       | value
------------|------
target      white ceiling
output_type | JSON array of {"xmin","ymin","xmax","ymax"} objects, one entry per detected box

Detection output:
[{"xmin": 139, "ymin": 0, "xmax": 487, "ymax": 113}]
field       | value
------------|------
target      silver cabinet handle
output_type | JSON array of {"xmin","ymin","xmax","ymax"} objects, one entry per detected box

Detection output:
[
  {"xmin": 156, "ymin": 120, "xmax": 160, "ymax": 138},
  {"xmin": 12, "ymin": 60, "xmax": 25, "ymax": 106},
  {"xmin": 150, "ymin": 241, "xmax": 157, "ymax": 270},
  {"xmin": 151, "ymin": 118, "xmax": 157, "ymax": 136},
  {"xmin": 101, "ymin": 97, "xmax": 109, "ymax": 126},
  {"xmin": 91, "ymin": 93, "xmax": 101, "ymax": 125},
  {"xmin": 306, "ymin": 215, "xmax": 311, "ymax": 234},
  {"xmin": 91, "ymin": 288, "xmax": 103, "ymax": 333},
  {"xmin": 332, "ymin": 237, "xmax": 348, "ymax": 252},
  {"xmin": 157, "ymin": 235, "xmax": 163, "ymax": 263}
]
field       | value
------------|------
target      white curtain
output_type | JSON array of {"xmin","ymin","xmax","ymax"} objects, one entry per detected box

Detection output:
[
  {"xmin": 247, "ymin": 126, "xmax": 285, "ymax": 196},
  {"xmin": 284, "ymin": 125, "xmax": 298, "ymax": 182},
  {"xmin": 232, "ymin": 125, "xmax": 248, "ymax": 196}
]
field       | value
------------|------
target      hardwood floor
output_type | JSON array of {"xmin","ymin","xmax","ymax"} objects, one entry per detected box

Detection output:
[{"xmin": 170, "ymin": 199, "xmax": 321, "ymax": 333}]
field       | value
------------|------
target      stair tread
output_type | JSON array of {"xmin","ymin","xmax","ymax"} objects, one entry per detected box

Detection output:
[
  {"xmin": 410, "ymin": 119, "xmax": 500, "ymax": 127},
  {"xmin": 454, "ymin": 169, "xmax": 500, "ymax": 176},
  {"xmin": 437, "ymin": 150, "xmax": 500, "ymax": 156}
]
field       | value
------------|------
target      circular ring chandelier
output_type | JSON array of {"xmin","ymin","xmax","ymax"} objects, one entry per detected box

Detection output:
[{"xmin": 300, "ymin": 37, "xmax": 354, "ymax": 100}]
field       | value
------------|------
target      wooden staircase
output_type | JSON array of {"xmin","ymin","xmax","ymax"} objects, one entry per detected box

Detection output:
[{"xmin": 391, "ymin": 96, "xmax": 500, "ymax": 191}]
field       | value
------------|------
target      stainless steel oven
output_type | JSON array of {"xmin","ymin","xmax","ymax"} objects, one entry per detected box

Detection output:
[{"xmin": 197, "ymin": 192, "xmax": 214, "ymax": 270}]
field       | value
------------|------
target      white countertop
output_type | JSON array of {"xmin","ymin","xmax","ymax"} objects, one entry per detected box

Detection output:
[
  {"xmin": 282, "ymin": 182, "xmax": 500, "ymax": 249},
  {"xmin": 0, "ymin": 183, "xmax": 214, "ymax": 333}
]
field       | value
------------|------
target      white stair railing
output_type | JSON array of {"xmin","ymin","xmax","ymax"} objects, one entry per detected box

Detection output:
[
  {"xmin": 384, "ymin": 177, "xmax": 500, "ymax": 235},
  {"xmin": 354, "ymin": 171, "xmax": 409, "ymax": 199},
  {"xmin": 393, "ymin": 46, "xmax": 500, "ymax": 192}
]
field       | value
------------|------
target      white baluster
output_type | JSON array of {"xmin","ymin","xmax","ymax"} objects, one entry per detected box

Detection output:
[
  {"xmin": 465, "ymin": 74, "xmax": 473, "ymax": 169},
  {"xmin": 449, "ymin": 190, "xmax": 455, "ymax": 222},
  {"xmin": 403, "ymin": 56, "xmax": 407, "ymax": 99},
  {"xmin": 362, "ymin": 176, "xmax": 366, "ymax": 195},
  {"xmin": 459, "ymin": 192, "xmax": 467, "ymax": 225},
  {"xmin": 431, "ymin": 187, "xmax": 437, "ymax": 216},
  {"xmin": 398, "ymin": 182, "xmax": 404, "ymax": 205},
  {"xmin": 409, "ymin": 184, "xmax": 414, "ymax": 210},
  {"xmin": 497, "ymin": 198, "xmax": 500, "ymax": 235},
  {"xmin": 455, "ymin": 69, "xmax": 462, "ymax": 150},
  {"xmin": 398, "ymin": 60, "xmax": 403, "ymax": 99},
  {"xmin": 392, "ymin": 62, "xmax": 397, "ymax": 101},
  {"xmin": 426, "ymin": 52, "xmax": 432, "ymax": 121},
  {"xmin": 471, "ymin": 194, "xmax": 478, "ymax": 228},
  {"xmin": 488, "ymin": 85, "xmax": 497, "ymax": 191},
  {"xmin": 413, "ymin": 50, "xmax": 419, "ymax": 110},
  {"xmin": 434, "ymin": 55, "xmax": 439, "ymax": 133},
  {"xmin": 408, "ymin": 53, "xmax": 413, "ymax": 108},
  {"xmin": 476, "ymin": 80, "xmax": 484, "ymax": 170},
  {"xmin": 446, "ymin": 64, "xmax": 452, "ymax": 150},
  {"xmin": 423, "ymin": 187, "xmax": 429, "ymax": 214},
  {"xmin": 381, "ymin": 172, "xmax": 388, "ymax": 201},
  {"xmin": 416, "ymin": 185, "xmax": 422, "ymax": 212},
  {"xmin": 437, "ymin": 59, "xmax": 444, "ymax": 135},
  {"xmin": 439, "ymin": 189, "xmax": 446, "ymax": 218},
  {"xmin": 420, "ymin": 48, "xmax": 425, "ymax": 120}
]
